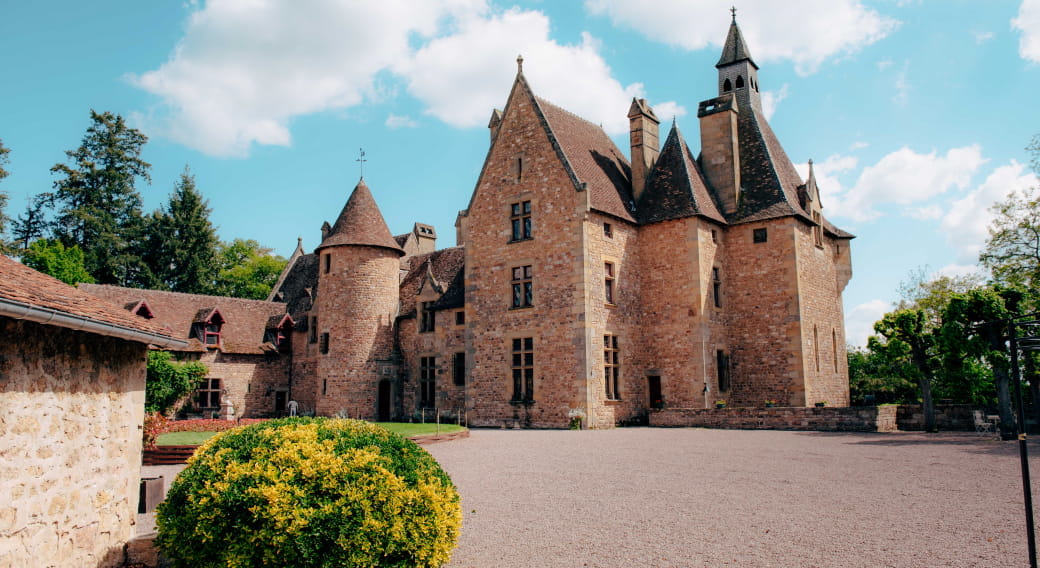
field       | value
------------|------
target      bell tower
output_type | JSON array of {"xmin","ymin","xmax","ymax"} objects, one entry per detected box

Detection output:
[{"xmin": 716, "ymin": 9, "xmax": 761, "ymax": 112}]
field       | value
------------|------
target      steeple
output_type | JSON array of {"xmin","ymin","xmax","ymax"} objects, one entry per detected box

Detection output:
[{"xmin": 715, "ymin": 10, "xmax": 761, "ymax": 111}]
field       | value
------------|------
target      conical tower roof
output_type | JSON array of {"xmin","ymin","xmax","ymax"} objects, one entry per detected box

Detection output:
[
  {"xmin": 716, "ymin": 15, "xmax": 757, "ymax": 69},
  {"xmin": 317, "ymin": 179, "xmax": 404, "ymax": 255}
]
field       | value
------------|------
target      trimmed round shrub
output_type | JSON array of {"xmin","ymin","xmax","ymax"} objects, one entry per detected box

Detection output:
[{"xmin": 155, "ymin": 418, "xmax": 461, "ymax": 567}]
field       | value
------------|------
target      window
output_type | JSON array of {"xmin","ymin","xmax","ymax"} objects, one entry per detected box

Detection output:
[
  {"xmin": 322, "ymin": 378, "xmax": 327, "ymax": 396},
  {"xmin": 723, "ymin": 78, "xmax": 732, "ymax": 92},
  {"xmin": 516, "ymin": 157, "xmax": 524, "ymax": 183},
  {"xmin": 196, "ymin": 378, "xmax": 222, "ymax": 409},
  {"xmin": 716, "ymin": 350, "xmax": 730, "ymax": 392},
  {"xmin": 453, "ymin": 352, "xmax": 466, "ymax": 386},
  {"xmin": 603, "ymin": 222, "xmax": 613, "ymax": 238},
  {"xmin": 309, "ymin": 317, "xmax": 318, "ymax": 343},
  {"xmin": 812, "ymin": 211, "xmax": 823, "ymax": 247},
  {"xmin": 736, "ymin": 75, "xmax": 744, "ymax": 89},
  {"xmin": 604, "ymin": 334, "xmax": 620, "ymax": 400},
  {"xmin": 712, "ymin": 267, "xmax": 722, "ymax": 308},
  {"xmin": 420, "ymin": 356, "xmax": 436, "ymax": 408},
  {"xmin": 511, "ymin": 337, "xmax": 534, "ymax": 402},
  {"xmin": 814, "ymin": 325, "xmax": 820, "ymax": 372},
  {"xmin": 604, "ymin": 262, "xmax": 616, "ymax": 305},
  {"xmin": 419, "ymin": 301, "xmax": 435, "ymax": 333},
  {"xmin": 753, "ymin": 228, "xmax": 767, "ymax": 243},
  {"xmin": 711, "ymin": 229, "xmax": 718, "ymax": 243},
  {"xmin": 832, "ymin": 329, "xmax": 839, "ymax": 372},
  {"xmin": 455, "ymin": 310, "xmax": 465, "ymax": 326},
  {"xmin": 324, "ymin": 253, "xmax": 331, "ymax": 274},
  {"xmin": 511, "ymin": 265, "xmax": 533, "ymax": 308},
  {"xmin": 510, "ymin": 200, "xmax": 532, "ymax": 241},
  {"xmin": 320, "ymin": 332, "xmax": 330, "ymax": 355}
]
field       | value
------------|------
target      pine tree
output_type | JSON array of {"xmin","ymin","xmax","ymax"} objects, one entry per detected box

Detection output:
[
  {"xmin": 49, "ymin": 110, "xmax": 151, "ymax": 285},
  {"xmin": 143, "ymin": 167, "xmax": 220, "ymax": 293}
]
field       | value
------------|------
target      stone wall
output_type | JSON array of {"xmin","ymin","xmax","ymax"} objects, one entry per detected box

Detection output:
[
  {"xmin": 650, "ymin": 405, "xmax": 899, "ymax": 432},
  {"xmin": 0, "ymin": 318, "xmax": 147, "ymax": 568},
  {"xmin": 193, "ymin": 351, "xmax": 291, "ymax": 418}
]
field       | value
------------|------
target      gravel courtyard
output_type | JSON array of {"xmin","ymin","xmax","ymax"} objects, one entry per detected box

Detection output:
[{"xmin": 424, "ymin": 428, "xmax": 1039, "ymax": 568}]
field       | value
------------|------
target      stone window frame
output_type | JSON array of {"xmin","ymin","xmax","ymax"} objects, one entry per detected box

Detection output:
[
  {"xmin": 196, "ymin": 377, "xmax": 222, "ymax": 409},
  {"xmin": 753, "ymin": 227, "xmax": 768, "ymax": 243},
  {"xmin": 319, "ymin": 332, "xmax": 330, "ymax": 355},
  {"xmin": 716, "ymin": 350, "xmax": 731, "ymax": 392},
  {"xmin": 712, "ymin": 266, "xmax": 722, "ymax": 309},
  {"xmin": 419, "ymin": 356, "xmax": 436, "ymax": 409},
  {"xmin": 832, "ymin": 328, "xmax": 839, "ymax": 372},
  {"xmin": 309, "ymin": 316, "xmax": 318, "ymax": 344},
  {"xmin": 510, "ymin": 265, "xmax": 533, "ymax": 309},
  {"xmin": 604, "ymin": 260, "xmax": 617, "ymax": 306},
  {"xmin": 510, "ymin": 336, "xmax": 535, "ymax": 403},
  {"xmin": 812, "ymin": 211, "xmax": 824, "ymax": 248},
  {"xmin": 452, "ymin": 352, "xmax": 466, "ymax": 386},
  {"xmin": 604, "ymin": 334, "xmax": 620, "ymax": 401},
  {"xmin": 509, "ymin": 200, "xmax": 533, "ymax": 242},
  {"xmin": 419, "ymin": 301, "xmax": 435, "ymax": 333},
  {"xmin": 454, "ymin": 310, "xmax": 465, "ymax": 326},
  {"xmin": 603, "ymin": 222, "xmax": 613, "ymax": 238}
]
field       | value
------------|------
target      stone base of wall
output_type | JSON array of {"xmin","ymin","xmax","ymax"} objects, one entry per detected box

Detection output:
[{"xmin": 649, "ymin": 406, "xmax": 899, "ymax": 432}]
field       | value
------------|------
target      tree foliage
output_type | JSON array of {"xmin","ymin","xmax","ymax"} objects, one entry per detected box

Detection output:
[
  {"xmin": 213, "ymin": 239, "xmax": 288, "ymax": 300},
  {"xmin": 981, "ymin": 136, "xmax": 1040, "ymax": 291},
  {"xmin": 49, "ymin": 110, "xmax": 151, "ymax": 285},
  {"xmin": 142, "ymin": 167, "xmax": 220, "ymax": 293},
  {"xmin": 0, "ymin": 139, "xmax": 10, "ymax": 253},
  {"xmin": 20, "ymin": 239, "xmax": 94, "ymax": 285},
  {"xmin": 146, "ymin": 351, "xmax": 208, "ymax": 415}
]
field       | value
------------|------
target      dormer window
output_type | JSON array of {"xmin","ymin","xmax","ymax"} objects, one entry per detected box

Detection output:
[
  {"xmin": 126, "ymin": 300, "xmax": 155, "ymax": 319},
  {"xmin": 265, "ymin": 314, "xmax": 295, "ymax": 354},
  {"xmin": 193, "ymin": 308, "xmax": 225, "ymax": 348}
]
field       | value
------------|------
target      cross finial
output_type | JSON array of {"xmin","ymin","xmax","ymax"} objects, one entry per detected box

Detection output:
[
  {"xmin": 517, "ymin": 54, "xmax": 524, "ymax": 74},
  {"xmin": 730, "ymin": 6, "xmax": 737, "ymax": 21},
  {"xmin": 356, "ymin": 148, "xmax": 367, "ymax": 179}
]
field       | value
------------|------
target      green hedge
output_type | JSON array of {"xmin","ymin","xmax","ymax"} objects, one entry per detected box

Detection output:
[{"xmin": 156, "ymin": 418, "xmax": 461, "ymax": 567}]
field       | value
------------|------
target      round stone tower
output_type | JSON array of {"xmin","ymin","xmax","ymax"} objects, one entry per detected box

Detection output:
[{"xmin": 312, "ymin": 178, "xmax": 404, "ymax": 417}]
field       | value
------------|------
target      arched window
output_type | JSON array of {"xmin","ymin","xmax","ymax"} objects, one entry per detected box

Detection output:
[
  {"xmin": 723, "ymin": 78, "xmax": 732, "ymax": 92},
  {"xmin": 736, "ymin": 75, "xmax": 745, "ymax": 89}
]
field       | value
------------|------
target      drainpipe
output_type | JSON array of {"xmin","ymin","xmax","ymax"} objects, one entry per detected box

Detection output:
[{"xmin": 0, "ymin": 297, "xmax": 187, "ymax": 349}]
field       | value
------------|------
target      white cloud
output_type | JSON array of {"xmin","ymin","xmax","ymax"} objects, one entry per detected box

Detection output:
[
  {"xmin": 584, "ymin": 0, "xmax": 898, "ymax": 75},
  {"xmin": 760, "ymin": 84, "xmax": 789, "ymax": 121},
  {"xmin": 651, "ymin": 101, "xmax": 687, "ymax": 124},
  {"xmin": 385, "ymin": 114, "xmax": 419, "ymax": 129},
  {"xmin": 940, "ymin": 160, "xmax": 1038, "ymax": 262},
  {"xmin": 131, "ymin": 0, "xmax": 486, "ymax": 156},
  {"xmin": 795, "ymin": 154, "xmax": 857, "ymax": 217},
  {"xmin": 849, "ymin": 141, "xmax": 869, "ymax": 151},
  {"xmin": 1013, "ymin": 0, "xmax": 1040, "ymax": 63},
  {"xmin": 398, "ymin": 10, "xmax": 656, "ymax": 136},
  {"xmin": 907, "ymin": 205, "xmax": 942, "ymax": 220},
  {"xmin": 876, "ymin": 59, "xmax": 893, "ymax": 70},
  {"xmin": 936, "ymin": 264, "xmax": 984, "ymax": 279},
  {"xmin": 837, "ymin": 145, "xmax": 987, "ymax": 222},
  {"xmin": 892, "ymin": 60, "xmax": 911, "ymax": 105},
  {"xmin": 846, "ymin": 299, "xmax": 891, "ymax": 348},
  {"xmin": 974, "ymin": 31, "xmax": 994, "ymax": 44}
]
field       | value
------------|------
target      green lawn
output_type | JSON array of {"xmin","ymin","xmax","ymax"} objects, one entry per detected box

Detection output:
[{"xmin": 156, "ymin": 422, "xmax": 466, "ymax": 446}]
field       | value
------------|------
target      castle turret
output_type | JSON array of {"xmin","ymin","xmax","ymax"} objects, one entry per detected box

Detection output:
[
  {"xmin": 628, "ymin": 98, "xmax": 660, "ymax": 202},
  {"xmin": 313, "ymin": 178, "xmax": 404, "ymax": 417}
]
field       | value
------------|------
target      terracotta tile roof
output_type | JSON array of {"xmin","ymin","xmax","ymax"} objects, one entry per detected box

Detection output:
[
  {"xmin": 270, "ymin": 253, "xmax": 318, "ymax": 322},
  {"xmin": 318, "ymin": 179, "xmax": 405, "ymax": 255},
  {"xmin": 398, "ymin": 247, "xmax": 465, "ymax": 318},
  {"xmin": 535, "ymin": 97, "xmax": 636, "ymax": 223},
  {"xmin": 638, "ymin": 125, "xmax": 725, "ymax": 225},
  {"xmin": 0, "ymin": 255, "xmax": 178, "ymax": 343},
  {"xmin": 79, "ymin": 284, "xmax": 288, "ymax": 355}
]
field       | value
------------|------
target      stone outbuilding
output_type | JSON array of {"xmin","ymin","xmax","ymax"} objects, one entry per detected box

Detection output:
[{"xmin": 0, "ymin": 256, "xmax": 184, "ymax": 568}]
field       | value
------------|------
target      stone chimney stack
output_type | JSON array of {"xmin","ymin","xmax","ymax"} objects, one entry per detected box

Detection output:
[
  {"xmin": 627, "ymin": 98, "xmax": 660, "ymax": 202},
  {"xmin": 698, "ymin": 93, "xmax": 741, "ymax": 215},
  {"xmin": 413, "ymin": 223, "xmax": 437, "ymax": 254},
  {"xmin": 488, "ymin": 109, "xmax": 503, "ymax": 145}
]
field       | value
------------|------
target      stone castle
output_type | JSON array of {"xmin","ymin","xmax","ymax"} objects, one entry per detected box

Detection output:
[{"xmin": 84, "ymin": 16, "xmax": 853, "ymax": 429}]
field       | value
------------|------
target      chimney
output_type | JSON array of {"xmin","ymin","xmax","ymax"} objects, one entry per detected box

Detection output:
[
  {"xmin": 488, "ymin": 109, "xmax": 503, "ymax": 145},
  {"xmin": 628, "ymin": 98, "xmax": 660, "ymax": 202},
  {"xmin": 698, "ymin": 93, "xmax": 741, "ymax": 215},
  {"xmin": 413, "ymin": 223, "xmax": 437, "ymax": 254}
]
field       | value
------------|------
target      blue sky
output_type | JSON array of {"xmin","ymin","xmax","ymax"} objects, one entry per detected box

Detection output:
[{"xmin": 1, "ymin": 0, "xmax": 1039, "ymax": 347}]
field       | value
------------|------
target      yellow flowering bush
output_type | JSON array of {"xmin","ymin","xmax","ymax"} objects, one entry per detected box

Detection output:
[{"xmin": 155, "ymin": 418, "xmax": 461, "ymax": 568}]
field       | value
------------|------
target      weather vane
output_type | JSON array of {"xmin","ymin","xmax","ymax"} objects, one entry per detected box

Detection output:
[
  {"xmin": 731, "ymin": 6, "xmax": 737, "ymax": 21},
  {"xmin": 356, "ymin": 148, "xmax": 367, "ymax": 179}
]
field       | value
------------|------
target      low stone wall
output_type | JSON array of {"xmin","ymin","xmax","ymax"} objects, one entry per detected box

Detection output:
[
  {"xmin": 895, "ymin": 404, "xmax": 977, "ymax": 431},
  {"xmin": 649, "ymin": 405, "xmax": 899, "ymax": 432}
]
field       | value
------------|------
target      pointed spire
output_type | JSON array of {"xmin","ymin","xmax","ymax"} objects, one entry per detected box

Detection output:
[
  {"xmin": 516, "ymin": 54, "xmax": 524, "ymax": 74},
  {"xmin": 317, "ymin": 179, "xmax": 404, "ymax": 255},
  {"xmin": 716, "ymin": 10, "xmax": 756, "ymax": 69}
]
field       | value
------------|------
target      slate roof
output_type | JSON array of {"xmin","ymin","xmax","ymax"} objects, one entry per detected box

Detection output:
[
  {"xmin": 638, "ymin": 125, "xmax": 725, "ymax": 225},
  {"xmin": 717, "ymin": 17, "xmax": 757, "ymax": 68},
  {"xmin": 80, "ymin": 284, "xmax": 288, "ymax": 355},
  {"xmin": 398, "ymin": 246, "xmax": 465, "ymax": 318},
  {"xmin": 535, "ymin": 97, "xmax": 636, "ymax": 223},
  {"xmin": 0, "ymin": 255, "xmax": 179, "ymax": 343},
  {"xmin": 318, "ymin": 179, "xmax": 405, "ymax": 255}
]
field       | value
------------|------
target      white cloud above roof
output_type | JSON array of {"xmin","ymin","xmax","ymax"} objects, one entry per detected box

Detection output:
[
  {"xmin": 941, "ymin": 160, "xmax": 1038, "ymax": 262},
  {"xmin": 583, "ymin": 0, "xmax": 899, "ymax": 75},
  {"xmin": 1013, "ymin": 0, "xmax": 1040, "ymax": 63}
]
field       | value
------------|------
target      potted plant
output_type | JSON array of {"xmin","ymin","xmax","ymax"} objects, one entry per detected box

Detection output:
[
  {"xmin": 764, "ymin": 400, "xmax": 777, "ymax": 408},
  {"xmin": 715, "ymin": 400, "xmax": 727, "ymax": 409},
  {"xmin": 567, "ymin": 408, "xmax": 585, "ymax": 430}
]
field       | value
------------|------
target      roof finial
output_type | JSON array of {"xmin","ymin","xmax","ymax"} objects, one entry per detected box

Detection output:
[
  {"xmin": 356, "ymin": 148, "xmax": 366, "ymax": 180},
  {"xmin": 730, "ymin": 6, "xmax": 737, "ymax": 22},
  {"xmin": 517, "ymin": 54, "xmax": 524, "ymax": 74}
]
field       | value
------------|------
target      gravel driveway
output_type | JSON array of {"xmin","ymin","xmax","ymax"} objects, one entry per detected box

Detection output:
[{"xmin": 424, "ymin": 428, "xmax": 1039, "ymax": 568}]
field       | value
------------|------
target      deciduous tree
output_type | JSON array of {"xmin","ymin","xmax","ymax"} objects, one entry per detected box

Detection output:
[
  {"xmin": 213, "ymin": 239, "xmax": 288, "ymax": 300},
  {"xmin": 20, "ymin": 238, "xmax": 94, "ymax": 285}
]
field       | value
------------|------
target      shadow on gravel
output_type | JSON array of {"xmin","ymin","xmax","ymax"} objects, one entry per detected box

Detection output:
[{"xmin": 792, "ymin": 430, "xmax": 1036, "ymax": 456}]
